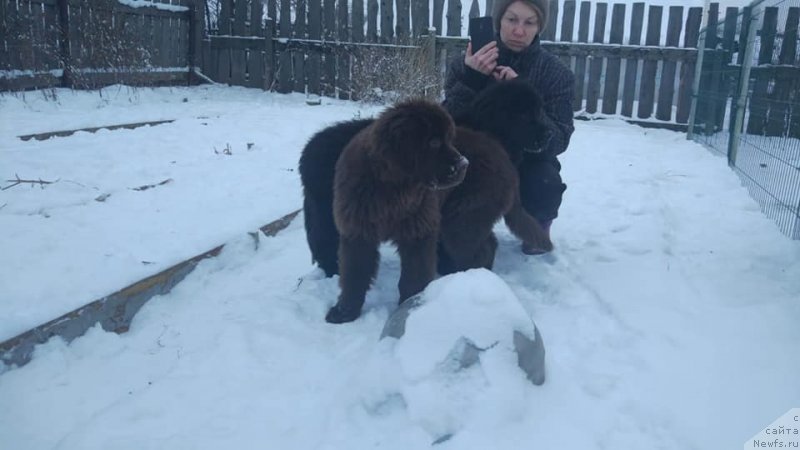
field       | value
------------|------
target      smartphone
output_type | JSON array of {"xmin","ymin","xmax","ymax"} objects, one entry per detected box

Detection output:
[{"xmin": 469, "ymin": 16, "xmax": 495, "ymax": 53}]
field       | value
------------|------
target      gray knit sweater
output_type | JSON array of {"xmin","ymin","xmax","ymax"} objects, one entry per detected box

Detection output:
[{"xmin": 442, "ymin": 36, "xmax": 575, "ymax": 159}]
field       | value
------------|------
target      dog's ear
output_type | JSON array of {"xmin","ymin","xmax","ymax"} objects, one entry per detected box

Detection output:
[{"xmin": 369, "ymin": 111, "xmax": 420, "ymax": 180}]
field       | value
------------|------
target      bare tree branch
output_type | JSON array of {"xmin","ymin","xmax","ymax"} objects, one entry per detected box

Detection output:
[
  {"xmin": 130, "ymin": 179, "xmax": 173, "ymax": 192},
  {"xmin": 2, "ymin": 174, "xmax": 59, "ymax": 191}
]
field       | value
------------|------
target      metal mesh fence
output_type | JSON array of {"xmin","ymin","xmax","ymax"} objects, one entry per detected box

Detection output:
[{"xmin": 689, "ymin": 0, "xmax": 800, "ymax": 239}]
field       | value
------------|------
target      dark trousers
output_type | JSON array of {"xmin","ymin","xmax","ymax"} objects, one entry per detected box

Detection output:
[{"xmin": 518, "ymin": 157, "xmax": 566, "ymax": 222}]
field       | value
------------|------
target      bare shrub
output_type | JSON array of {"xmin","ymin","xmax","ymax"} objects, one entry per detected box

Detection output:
[{"xmin": 350, "ymin": 39, "xmax": 441, "ymax": 104}]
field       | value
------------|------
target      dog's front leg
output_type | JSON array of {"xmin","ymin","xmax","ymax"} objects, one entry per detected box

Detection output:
[
  {"xmin": 396, "ymin": 235, "xmax": 438, "ymax": 303},
  {"xmin": 326, "ymin": 235, "xmax": 380, "ymax": 324}
]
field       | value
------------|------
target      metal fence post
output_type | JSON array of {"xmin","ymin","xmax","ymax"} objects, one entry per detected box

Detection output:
[
  {"xmin": 686, "ymin": 26, "xmax": 708, "ymax": 140},
  {"xmin": 728, "ymin": 9, "xmax": 759, "ymax": 167}
]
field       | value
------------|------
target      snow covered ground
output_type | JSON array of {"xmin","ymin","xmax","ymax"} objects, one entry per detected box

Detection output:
[{"xmin": 1, "ymin": 84, "xmax": 798, "ymax": 449}]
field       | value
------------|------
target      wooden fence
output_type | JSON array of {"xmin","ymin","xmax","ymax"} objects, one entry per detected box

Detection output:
[
  {"xmin": 0, "ymin": 0, "xmax": 204, "ymax": 90},
  {"xmin": 692, "ymin": 3, "xmax": 800, "ymax": 138},
  {"xmin": 202, "ymin": 0, "xmax": 712, "ymax": 125},
  {"xmin": 4, "ymin": 0, "xmax": 798, "ymax": 132}
]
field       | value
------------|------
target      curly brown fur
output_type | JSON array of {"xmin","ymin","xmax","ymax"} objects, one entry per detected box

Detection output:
[{"xmin": 327, "ymin": 100, "xmax": 467, "ymax": 324}]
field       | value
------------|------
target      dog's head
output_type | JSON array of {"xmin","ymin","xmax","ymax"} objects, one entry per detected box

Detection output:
[
  {"xmin": 370, "ymin": 100, "xmax": 468, "ymax": 190},
  {"xmin": 467, "ymin": 80, "xmax": 552, "ymax": 162}
]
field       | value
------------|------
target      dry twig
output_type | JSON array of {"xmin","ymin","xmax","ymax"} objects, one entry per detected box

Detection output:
[
  {"xmin": 2, "ymin": 174, "xmax": 59, "ymax": 191},
  {"xmin": 130, "ymin": 178, "xmax": 173, "ymax": 192}
]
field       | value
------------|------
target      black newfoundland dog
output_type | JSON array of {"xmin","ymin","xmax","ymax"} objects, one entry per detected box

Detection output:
[
  {"xmin": 299, "ymin": 81, "xmax": 552, "ymax": 323},
  {"xmin": 325, "ymin": 100, "xmax": 468, "ymax": 323}
]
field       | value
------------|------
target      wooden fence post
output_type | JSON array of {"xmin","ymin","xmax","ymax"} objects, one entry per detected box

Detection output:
[
  {"xmin": 621, "ymin": 2, "xmax": 644, "ymax": 117},
  {"xmin": 188, "ymin": 0, "xmax": 205, "ymax": 85},
  {"xmin": 655, "ymin": 6, "xmax": 683, "ymax": 121},
  {"xmin": 424, "ymin": 27, "xmax": 436, "ymax": 98},
  {"xmin": 728, "ymin": 11, "xmax": 758, "ymax": 167},
  {"xmin": 264, "ymin": 18, "xmax": 275, "ymax": 90},
  {"xmin": 572, "ymin": 1, "xmax": 590, "ymax": 111},
  {"xmin": 747, "ymin": 6, "xmax": 778, "ymax": 135},
  {"xmin": 601, "ymin": 3, "xmax": 624, "ymax": 115},
  {"xmin": 584, "ymin": 2, "xmax": 606, "ymax": 114},
  {"xmin": 56, "ymin": 0, "xmax": 72, "ymax": 87},
  {"xmin": 249, "ymin": 0, "xmax": 265, "ymax": 89},
  {"xmin": 637, "ymin": 5, "xmax": 662, "ymax": 119},
  {"xmin": 446, "ymin": 0, "xmax": 461, "ymax": 37}
]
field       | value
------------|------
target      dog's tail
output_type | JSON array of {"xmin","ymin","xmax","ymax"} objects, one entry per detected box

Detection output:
[{"xmin": 503, "ymin": 190, "xmax": 553, "ymax": 253}]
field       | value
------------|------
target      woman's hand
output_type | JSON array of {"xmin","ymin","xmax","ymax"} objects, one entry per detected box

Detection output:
[
  {"xmin": 493, "ymin": 66, "xmax": 518, "ymax": 80},
  {"xmin": 465, "ymin": 41, "xmax": 499, "ymax": 75}
]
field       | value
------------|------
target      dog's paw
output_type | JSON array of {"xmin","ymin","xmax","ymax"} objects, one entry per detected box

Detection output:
[{"xmin": 325, "ymin": 303, "xmax": 361, "ymax": 324}]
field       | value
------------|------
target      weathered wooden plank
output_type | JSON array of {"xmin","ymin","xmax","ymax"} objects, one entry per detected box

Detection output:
[
  {"xmin": 397, "ymin": 0, "xmax": 410, "ymax": 42},
  {"xmin": 621, "ymin": 2, "xmax": 644, "ymax": 117},
  {"xmin": 468, "ymin": 0, "xmax": 479, "ymax": 19},
  {"xmin": 43, "ymin": 2, "xmax": 60, "ymax": 70},
  {"xmin": 68, "ymin": 0, "xmax": 82, "ymax": 70},
  {"xmin": 68, "ymin": 69, "xmax": 190, "ymax": 87},
  {"xmin": 322, "ymin": 0, "xmax": 335, "ymax": 95},
  {"xmin": 267, "ymin": 0, "xmax": 276, "ymax": 26},
  {"xmin": 675, "ymin": 6, "xmax": 701, "ymax": 123},
  {"xmin": 557, "ymin": 0, "xmax": 575, "ymax": 67},
  {"xmin": 232, "ymin": 0, "xmax": 246, "ymax": 35},
  {"xmin": 381, "ymin": 0, "xmax": 394, "ymax": 42},
  {"xmin": 230, "ymin": 0, "xmax": 248, "ymax": 84},
  {"xmin": 637, "ymin": 5, "xmax": 661, "ymax": 119},
  {"xmin": 276, "ymin": 0, "xmax": 292, "ymax": 92},
  {"xmin": 353, "ymin": 0, "xmax": 365, "ymax": 41},
  {"xmin": 779, "ymin": 7, "xmax": 799, "ymax": 65},
  {"xmin": 218, "ymin": 0, "xmax": 232, "ymax": 34},
  {"xmin": 765, "ymin": 7, "xmax": 798, "ymax": 136},
  {"xmin": 0, "ymin": 210, "xmax": 300, "ymax": 371},
  {"xmin": 264, "ymin": 18, "xmax": 275, "ymax": 89},
  {"xmin": 307, "ymin": 0, "xmax": 321, "ymax": 94},
  {"xmin": 601, "ymin": 3, "xmax": 624, "ymax": 115},
  {"xmin": 655, "ymin": 6, "xmax": 682, "ymax": 121},
  {"xmin": 693, "ymin": 1, "xmax": 719, "ymax": 132},
  {"xmin": 747, "ymin": 6, "xmax": 778, "ymax": 135},
  {"xmin": 249, "ymin": 0, "xmax": 265, "ymax": 88},
  {"xmin": 410, "ymin": 0, "xmax": 428, "ymax": 37},
  {"xmin": 337, "ymin": 0, "xmax": 350, "ymax": 98},
  {"xmin": 432, "ymin": 0, "xmax": 444, "ymax": 35},
  {"xmin": 209, "ymin": 36, "xmax": 269, "ymax": 51},
  {"xmin": 584, "ymin": 2, "xmax": 605, "ymax": 114},
  {"xmin": 446, "ymin": 0, "xmax": 460, "ymax": 37},
  {"xmin": 1, "ymin": 0, "xmax": 9, "ymax": 71},
  {"xmin": 718, "ymin": 6, "xmax": 738, "ymax": 132},
  {"xmin": 56, "ymin": 0, "xmax": 72, "ymax": 85},
  {"xmin": 29, "ymin": 0, "xmax": 45, "ymax": 70},
  {"xmin": 572, "ymin": 1, "xmax": 590, "ymax": 111},
  {"xmin": 541, "ymin": 0, "xmax": 557, "ymax": 41},
  {"xmin": 293, "ymin": 0, "xmax": 307, "ymax": 92},
  {"xmin": 202, "ymin": 39, "xmax": 213, "ymax": 80},
  {"xmin": 0, "ymin": 72, "xmax": 60, "ymax": 91},
  {"xmin": 560, "ymin": 0, "xmax": 575, "ymax": 41},
  {"xmin": 367, "ymin": 0, "xmax": 378, "ymax": 41}
]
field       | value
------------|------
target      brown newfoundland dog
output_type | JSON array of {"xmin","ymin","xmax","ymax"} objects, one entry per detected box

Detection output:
[
  {"xmin": 326, "ymin": 100, "xmax": 468, "ymax": 323},
  {"xmin": 299, "ymin": 81, "xmax": 552, "ymax": 323}
]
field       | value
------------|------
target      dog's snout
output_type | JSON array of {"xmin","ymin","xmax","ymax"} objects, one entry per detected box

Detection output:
[{"xmin": 449, "ymin": 156, "xmax": 469, "ymax": 174}]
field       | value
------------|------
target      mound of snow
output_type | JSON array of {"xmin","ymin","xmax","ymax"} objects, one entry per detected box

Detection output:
[{"xmin": 377, "ymin": 269, "xmax": 545, "ymax": 441}]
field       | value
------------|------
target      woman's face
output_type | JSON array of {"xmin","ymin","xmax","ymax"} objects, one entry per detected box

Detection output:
[{"xmin": 499, "ymin": 1, "xmax": 541, "ymax": 52}]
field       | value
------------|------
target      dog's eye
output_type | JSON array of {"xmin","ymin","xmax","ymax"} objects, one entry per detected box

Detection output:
[
  {"xmin": 447, "ymin": 164, "xmax": 457, "ymax": 175},
  {"xmin": 429, "ymin": 139, "xmax": 442, "ymax": 149}
]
